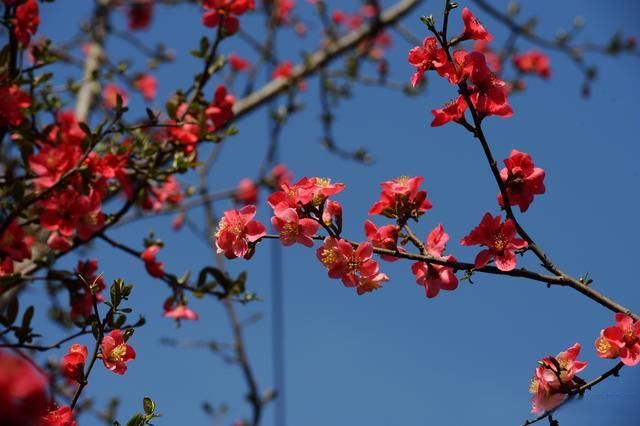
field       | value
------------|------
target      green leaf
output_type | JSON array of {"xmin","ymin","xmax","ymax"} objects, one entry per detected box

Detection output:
[
  {"xmin": 125, "ymin": 413, "xmax": 145, "ymax": 426},
  {"xmin": 143, "ymin": 397, "xmax": 155, "ymax": 416}
]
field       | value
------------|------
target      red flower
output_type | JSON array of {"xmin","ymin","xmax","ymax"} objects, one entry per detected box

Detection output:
[
  {"xmin": 595, "ymin": 313, "xmax": 640, "ymax": 366},
  {"xmin": 411, "ymin": 224, "xmax": 458, "ymax": 298},
  {"xmin": 498, "ymin": 150, "xmax": 546, "ymax": 212},
  {"xmin": 167, "ymin": 104, "xmax": 200, "ymax": 150},
  {"xmin": 321, "ymin": 199, "xmax": 342, "ymax": 229},
  {"xmin": 464, "ymin": 52, "xmax": 513, "ymax": 119},
  {"xmin": 407, "ymin": 36, "xmax": 444, "ymax": 87},
  {"xmin": 128, "ymin": 0, "xmax": 154, "ymax": 30},
  {"xmin": 61, "ymin": 344, "xmax": 88, "ymax": 383},
  {"xmin": 269, "ymin": 163, "xmax": 292, "ymax": 188},
  {"xmin": 28, "ymin": 143, "xmax": 83, "ymax": 190},
  {"xmin": 13, "ymin": 0, "xmax": 39, "ymax": 47},
  {"xmin": 70, "ymin": 259, "xmax": 105, "ymax": 320},
  {"xmin": 460, "ymin": 7, "xmax": 492, "ymax": 42},
  {"xmin": 142, "ymin": 176, "xmax": 184, "ymax": 212},
  {"xmin": 0, "ymin": 349, "xmax": 49, "ymax": 424},
  {"xmin": 201, "ymin": 0, "xmax": 255, "ymax": 34},
  {"xmin": 316, "ymin": 238, "xmax": 386, "ymax": 294},
  {"xmin": 368, "ymin": 176, "xmax": 432, "ymax": 221},
  {"xmin": 513, "ymin": 50, "xmax": 551, "ymax": 78},
  {"xmin": 229, "ymin": 53, "xmax": 250, "ymax": 72},
  {"xmin": 101, "ymin": 329, "xmax": 136, "ymax": 374},
  {"xmin": 40, "ymin": 188, "xmax": 105, "ymax": 240},
  {"xmin": 0, "ymin": 220, "xmax": 32, "ymax": 262},
  {"xmin": 41, "ymin": 406, "xmax": 77, "ymax": 426},
  {"xmin": 271, "ymin": 203, "xmax": 319, "ymax": 247},
  {"xmin": 431, "ymin": 96, "xmax": 467, "ymax": 127},
  {"xmin": 364, "ymin": 220, "xmax": 400, "ymax": 262},
  {"xmin": 267, "ymin": 177, "xmax": 309, "ymax": 209},
  {"xmin": 205, "ymin": 85, "xmax": 235, "ymax": 129},
  {"xmin": 460, "ymin": 213, "xmax": 527, "ymax": 271},
  {"xmin": 163, "ymin": 299, "xmax": 199, "ymax": 321},
  {"xmin": 103, "ymin": 84, "xmax": 129, "ymax": 109},
  {"xmin": 0, "ymin": 84, "xmax": 31, "ymax": 127},
  {"xmin": 529, "ymin": 343, "xmax": 587, "ymax": 414},
  {"xmin": 216, "ymin": 205, "xmax": 266, "ymax": 259},
  {"xmin": 45, "ymin": 111, "xmax": 86, "ymax": 147},
  {"xmin": 141, "ymin": 245, "xmax": 165, "ymax": 278},
  {"xmin": 307, "ymin": 177, "xmax": 345, "ymax": 206},
  {"xmin": 134, "ymin": 73, "xmax": 158, "ymax": 101},
  {"xmin": 272, "ymin": 61, "xmax": 294, "ymax": 80},
  {"xmin": 473, "ymin": 41, "xmax": 501, "ymax": 73}
]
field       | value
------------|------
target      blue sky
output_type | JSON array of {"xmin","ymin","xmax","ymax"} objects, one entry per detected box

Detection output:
[{"xmin": 28, "ymin": 0, "xmax": 640, "ymax": 425}]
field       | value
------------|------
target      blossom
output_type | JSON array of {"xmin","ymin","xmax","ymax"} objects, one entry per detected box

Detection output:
[
  {"xmin": 45, "ymin": 111, "xmax": 86, "ymax": 147},
  {"xmin": 0, "ymin": 220, "xmax": 32, "ymax": 263},
  {"xmin": 205, "ymin": 85, "xmax": 235, "ymax": 130},
  {"xmin": 321, "ymin": 199, "xmax": 342, "ymax": 229},
  {"xmin": 134, "ymin": 73, "xmax": 158, "ymax": 101},
  {"xmin": 460, "ymin": 213, "xmax": 527, "ymax": 271},
  {"xmin": 473, "ymin": 41, "xmax": 501, "ymax": 73},
  {"xmin": 270, "ymin": 204, "xmax": 319, "ymax": 247},
  {"xmin": 460, "ymin": 7, "xmax": 492, "ymax": 41},
  {"xmin": 267, "ymin": 177, "xmax": 312, "ymax": 209},
  {"xmin": 103, "ymin": 84, "xmax": 129, "ymax": 109},
  {"xmin": 39, "ymin": 188, "xmax": 105, "ymax": 241},
  {"xmin": 13, "ymin": 0, "xmax": 40, "ymax": 47},
  {"xmin": 143, "ymin": 176, "xmax": 184, "ymax": 212},
  {"xmin": 464, "ymin": 52, "xmax": 513, "ymax": 119},
  {"xmin": 41, "ymin": 406, "xmax": 77, "ymax": 426},
  {"xmin": 498, "ymin": 150, "xmax": 546, "ymax": 212},
  {"xmin": 407, "ymin": 36, "xmax": 444, "ymax": 87},
  {"xmin": 368, "ymin": 176, "xmax": 432, "ymax": 221},
  {"xmin": 411, "ymin": 224, "xmax": 458, "ymax": 298},
  {"xmin": 229, "ymin": 53, "xmax": 250, "ymax": 72},
  {"xmin": 595, "ymin": 313, "xmax": 640, "ymax": 366},
  {"xmin": 101, "ymin": 329, "xmax": 136, "ymax": 374},
  {"xmin": 269, "ymin": 164, "xmax": 292, "ymax": 188},
  {"xmin": 28, "ymin": 143, "xmax": 82, "ymax": 189},
  {"xmin": 163, "ymin": 300, "xmax": 199, "ymax": 321},
  {"xmin": 0, "ymin": 84, "xmax": 31, "ymax": 127},
  {"xmin": 128, "ymin": 0, "xmax": 154, "ymax": 30},
  {"xmin": 70, "ymin": 259, "xmax": 105, "ymax": 321},
  {"xmin": 141, "ymin": 245, "xmax": 165, "ymax": 278},
  {"xmin": 215, "ymin": 205, "xmax": 266, "ymax": 259},
  {"xmin": 431, "ymin": 96, "xmax": 467, "ymax": 127},
  {"xmin": 61, "ymin": 344, "xmax": 88, "ymax": 383},
  {"xmin": 202, "ymin": 0, "xmax": 256, "ymax": 34},
  {"xmin": 0, "ymin": 349, "xmax": 49, "ymax": 424},
  {"xmin": 364, "ymin": 220, "xmax": 400, "ymax": 261},
  {"xmin": 235, "ymin": 178, "xmax": 258, "ymax": 206},
  {"xmin": 529, "ymin": 343, "xmax": 587, "ymax": 414},
  {"xmin": 513, "ymin": 50, "xmax": 551, "ymax": 78},
  {"xmin": 272, "ymin": 61, "xmax": 294, "ymax": 80},
  {"xmin": 307, "ymin": 177, "xmax": 345, "ymax": 206},
  {"xmin": 316, "ymin": 237, "xmax": 385, "ymax": 294}
]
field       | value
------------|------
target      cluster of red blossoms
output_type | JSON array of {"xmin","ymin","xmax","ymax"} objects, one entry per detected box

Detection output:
[
  {"xmin": 166, "ymin": 85, "xmax": 235, "ymax": 154},
  {"xmin": 0, "ymin": 329, "xmax": 136, "ymax": 424},
  {"xmin": 528, "ymin": 313, "xmax": 640, "ymax": 414},
  {"xmin": 201, "ymin": 0, "xmax": 256, "ymax": 35},
  {"xmin": 215, "ymin": 155, "xmax": 544, "ymax": 297}
]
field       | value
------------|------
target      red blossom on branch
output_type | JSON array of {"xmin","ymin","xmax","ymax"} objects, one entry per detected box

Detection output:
[
  {"xmin": 101, "ymin": 329, "xmax": 136, "ymax": 375},
  {"xmin": 411, "ymin": 224, "xmax": 458, "ymax": 298},
  {"xmin": 461, "ymin": 213, "xmax": 527, "ymax": 271},
  {"xmin": 61, "ymin": 344, "xmax": 88, "ymax": 383},
  {"xmin": 498, "ymin": 149, "xmax": 546, "ymax": 212},
  {"xmin": 595, "ymin": 313, "xmax": 640, "ymax": 366},
  {"xmin": 216, "ymin": 205, "xmax": 267, "ymax": 259},
  {"xmin": 368, "ymin": 176, "xmax": 432, "ymax": 221}
]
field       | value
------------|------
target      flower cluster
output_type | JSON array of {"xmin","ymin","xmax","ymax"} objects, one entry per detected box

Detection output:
[
  {"xmin": 529, "ymin": 343, "xmax": 587, "ymax": 414},
  {"xmin": 201, "ymin": 0, "xmax": 256, "ymax": 35},
  {"xmin": 595, "ymin": 313, "xmax": 640, "ymax": 366}
]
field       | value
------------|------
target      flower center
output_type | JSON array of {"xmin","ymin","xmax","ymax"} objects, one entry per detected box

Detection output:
[{"xmin": 107, "ymin": 344, "xmax": 127, "ymax": 362}]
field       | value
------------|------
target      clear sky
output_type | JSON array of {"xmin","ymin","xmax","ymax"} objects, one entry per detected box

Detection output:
[{"xmin": 29, "ymin": 0, "xmax": 640, "ymax": 425}]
